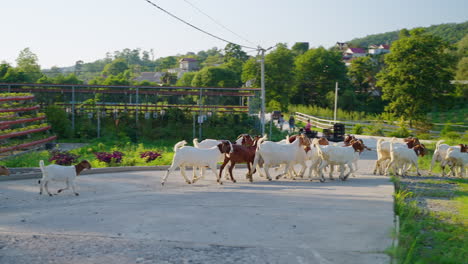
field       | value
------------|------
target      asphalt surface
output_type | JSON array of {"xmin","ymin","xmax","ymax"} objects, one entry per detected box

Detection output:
[{"xmin": 0, "ymin": 146, "xmax": 394, "ymax": 264}]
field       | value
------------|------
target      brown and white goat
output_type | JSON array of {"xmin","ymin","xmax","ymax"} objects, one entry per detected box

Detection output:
[
  {"xmin": 219, "ymin": 137, "xmax": 263, "ymax": 183},
  {"xmin": 39, "ymin": 160, "xmax": 92, "ymax": 196}
]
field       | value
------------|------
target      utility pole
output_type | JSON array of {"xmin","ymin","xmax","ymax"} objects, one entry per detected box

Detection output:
[
  {"xmin": 334, "ymin": 82, "xmax": 339, "ymax": 123},
  {"xmin": 260, "ymin": 48, "xmax": 266, "ymax": 135}
]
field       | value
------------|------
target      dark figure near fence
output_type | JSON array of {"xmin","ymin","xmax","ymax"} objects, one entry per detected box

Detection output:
[{"xmin": 288, "ymin": 115, "xmax": 295, "ymax": 133}]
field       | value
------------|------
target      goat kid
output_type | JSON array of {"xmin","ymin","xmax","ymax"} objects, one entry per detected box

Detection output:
[
  {"xmin": 445, "ymin": 147, "xmax": 468, "ymax": 178},
  {"xmin": 39, "ymin": 160, "xmax": 92, "ymax": 196},
  {"xmin": 384, "ymin": 139, "xmax": 421, "ymax": 176}
]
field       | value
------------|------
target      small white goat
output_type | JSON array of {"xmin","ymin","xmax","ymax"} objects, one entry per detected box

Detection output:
[
  {"xmin": 161, "ymin": 140, "xmax": 232, "ymax": 185},
  {"xmin": 0, "ymin": 165, "xmax": 10, "ymax": 176},
  {"xmin": 445, "ymin": 147, "xmax": 468, "ymax": 178},
  {"xmin": 39, "ymin": 160, "xmax": 92, "ymax": 196},
  {"xmin": 430, "ymin": 140, "xmax": 466, "ymax": 176},
  {"xmin": 315, "ymin": 143, "xmax": 358, "ymax": 182},
  {"xmin": 252, "ymin": 135, "xmax": 308, "ymax": 181},
  {"xmin": 384, "ymin": 139, "xmax": 421, "ymax": 176}
]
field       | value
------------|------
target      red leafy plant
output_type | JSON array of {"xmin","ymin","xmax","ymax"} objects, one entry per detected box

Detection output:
[
  {"xmin": 49, "ymin": 150, "xmax": 80, "ymax": 166},
  {"xmin": 94, "ymin": 151, "xmax": 124, "ymax": 164},
  {"xmin": 140, "ymin": 151, "xmax": 162, "ymax": 163}
]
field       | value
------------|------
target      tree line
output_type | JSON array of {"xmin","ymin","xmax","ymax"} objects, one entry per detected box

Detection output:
[{"xmin": 1, "ymin": 28, "xmax": 467, "ymax": 126}]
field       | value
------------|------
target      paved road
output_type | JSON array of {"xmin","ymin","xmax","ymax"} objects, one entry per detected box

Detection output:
[{"xmin": 0, "ymin": 150, "xmax": 394, "ymax": 264}]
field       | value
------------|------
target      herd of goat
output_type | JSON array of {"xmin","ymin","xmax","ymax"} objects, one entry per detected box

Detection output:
[
  {"xmin": 0, "ymin": 134, "xmax": 466, "ymax": 196},
  {"xmin": 161, "ymin": 134, "xmax": 467, "ymax": 186}
]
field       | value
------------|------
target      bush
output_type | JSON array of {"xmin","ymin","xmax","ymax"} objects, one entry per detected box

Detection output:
[
  {"xmin": 440, "ymin": 123, "xmax": 455, "ymax": 136},
  {"xmin": 416, "ymin": 133, "xmax": 433, "ymax": 140},
  {"xmin": 49, "ymin": 150, "xmax": 80, "ymax": 166},
  {"xmin": 351, "ymin": 124, "xmax": 365, "ymax": 134},
  {"xmin": 44, "ymin": 105, "xmax": 73, "ymax": 138},
  {"xmin": 366, "ymin": 124, "xmax": 385, "ymax": 136},
  {"xmin": 443, "ymin": 131, "xmax": 461, "ymax": 140},
  {"xmin": 389, "ymin": 127, "xmax": 411, "ymax": 138},
  {"xmin": 94, "ymin": 151, "xmax": 124, "ymax": 164}
]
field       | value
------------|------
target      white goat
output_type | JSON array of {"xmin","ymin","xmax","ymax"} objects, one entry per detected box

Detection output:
[
  {"xmin": 251, "ymin": 135, "xmax": 307, "ymax": 181},
  {"xmin": 193, "ymin": 137, "xmax": 241, "ymax": 180},
  {"xmin": 161, "ymin": 140, "xmax": 231, "ymax": 185},
  {"xmin": 445, "ymin": 147, "xmax": 468, "ymax": 178},
  {"xmin": 373, "ymin": 138, "xmax": 407, "ymax": 175},
  {"xmin": 315, "ymin": 143, "xmax": 357, "ymax": 182},
  {"xmin": 384, "ymin": 139, "xmax": 421, "ymax": 176},
  {"xmin": 430, "ymin": 140, "xmax": 464, "ymax": 176},
  {"xmin": 39, "ymin": 160, "xmax": 92, "ymax": 196}
]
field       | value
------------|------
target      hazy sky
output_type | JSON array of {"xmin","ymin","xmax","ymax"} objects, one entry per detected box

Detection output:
[{"xmin": 2, "ymin": 0, "xmax": 467, "ymax": 68}]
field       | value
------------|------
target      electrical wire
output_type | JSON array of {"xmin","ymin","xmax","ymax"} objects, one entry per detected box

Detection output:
[
  {"xmin": 181, "ymin": 0, "xmax": 257, "ymax": 47},
  {"xmin": 143, "ymin": 0, "xmax": 258, "ymax": 50}
]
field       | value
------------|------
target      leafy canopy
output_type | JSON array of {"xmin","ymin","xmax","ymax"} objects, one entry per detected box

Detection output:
[{"xmin": 377, "ymin": 28, "xmax": 456, "ymax": 124}]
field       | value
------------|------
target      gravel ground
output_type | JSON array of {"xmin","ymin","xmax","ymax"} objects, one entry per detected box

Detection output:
[{"xmin": 398, "ymin": 175, "xmax": 462, "ymax": 216}]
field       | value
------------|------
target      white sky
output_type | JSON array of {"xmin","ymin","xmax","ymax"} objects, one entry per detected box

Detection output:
[{"xmin": 1, "ymin": 0, "xmax": 467, "ymax": 68}]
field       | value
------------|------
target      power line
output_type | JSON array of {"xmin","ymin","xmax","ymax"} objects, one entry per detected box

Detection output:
[
  {"xmin": 143, "ymin": 0, "xmax": 258, "ymax": 50},
  {"xmin": 181, "ymin": 0, "xmax": 257, "ymax": 47}
]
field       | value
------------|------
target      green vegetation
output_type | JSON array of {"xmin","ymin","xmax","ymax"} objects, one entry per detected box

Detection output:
[
  {"xmin": 391, "ymin": 177, "xmax": 468, "ymax": 263},
  {"xmin": 377, "ymin": 28, "xmax": 455, "ymax": 126},
  {"xmin": 0, "ymin": 139, "xmax": 174, "ymax": 168},
  {"xmin": 348, "ymin": 21, "xmax": 468, "ymax": 47}
]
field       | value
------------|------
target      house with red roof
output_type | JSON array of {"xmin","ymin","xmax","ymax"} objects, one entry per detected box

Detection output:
[
  {"xmin": 345, "ymin": 47, "xmax": 367, "ymax": 57},
  {"xmin": 369, "ymin": 44, "xmax": 390, "ymax": 55}
]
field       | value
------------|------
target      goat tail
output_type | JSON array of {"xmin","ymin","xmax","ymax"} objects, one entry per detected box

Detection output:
[
  {"xmin": 435, "ymin": 140, "xmax": 444, "ymax": 150},
  {"xmin": 256, "ymin": 135, "xmax": 267, "ymax": 150},
  {"xmin": 174, "ymin": 140, "xmax": 187, "ymax": 152},
  {"xmin": 193, "ymin": 138, "xmax": 199, "ymax": 148},
  {"xmin": 39, "ymin": 160, "xmax": 45, "ymax": 172},
  {"xmin": 376, "ymin": 138, "xmax": 384, "ymax": 151}
]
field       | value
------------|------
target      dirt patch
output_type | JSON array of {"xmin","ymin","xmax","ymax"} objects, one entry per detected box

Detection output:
[{"xmin": 398, "ymin": 175, "xmax": 463, "ymax": 220}]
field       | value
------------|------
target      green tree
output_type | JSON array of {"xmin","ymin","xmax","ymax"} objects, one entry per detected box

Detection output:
[
  {"xmin": 241, "ymin": 58, "xmax": 260, "ymax": 87},
  {"xmin": 154, "ymin": 56, "xmax": 177, "ymax": 71},
  {"xmin": 263, "ymin": 44, "xmax": 295, "ymax": 111},
  {"xmin": 293, "ymin": 47, "xmax": 348, "ymax": 106},
  {"xmin": 347, "ymin": 56, "xmax": 378, "ymax": 93},
  {"xmin": 240, "ymin": 44, "xmax": 296, "ymax": 110},
  {"xmin": 16, "ymin": 48, "xmax": 42, "ymax": 82},
  {"xmin": 455, "ymin": 57, "xmax": 468, "ymax": 98},
  {"xmin": 176, "ymin": 72, "xmax": 196, "ymax": 86},
  {"xmin": 456, "ymin": 34, "xmax": 468, "ymax": 57},
  {"xmin": 224, "ymin": 43, "xmax": 248, "ymax": 62},
  {"xmin": 191, "ymin": 66, "xmax": 238, "ymax": 87},
  {"xmin": 102, "ymin": 58, "xmax": 129, "ymax": 76},
  {"xmin": 0, "ymin": 65, "xmax": 27, "ymax": 83},
  {"xmin": 377, "ymin": 28, "xmax": 456, "ymax": 126},
  {"xmin": 291, "ymin": 42, "xmax": 309, "ymax": 56},
  {"xmin": 160, "ymin": 72, "xmax": 177, "ymax": 86}
]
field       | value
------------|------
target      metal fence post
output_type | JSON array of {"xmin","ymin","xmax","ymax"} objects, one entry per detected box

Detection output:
[
  {"xmin": 199, "ymin": 88, "xmax": 202, "ymax": 139},
  {"xmin": 71, "ymin": 86, "xmax": 75, "ymax": 132},
  {"xmin": 97, "ymin": 109, "xmax": 101, "ymax": 138},
  {"xmin": 135, "ymin": 87, "xmax": 139, "ymax": 122}
]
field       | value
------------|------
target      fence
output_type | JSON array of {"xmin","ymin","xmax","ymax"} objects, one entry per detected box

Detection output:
[
  {"xmin": 0, "ymin": 83, "xmax": 262, "ymax": 140},
  {"xmin": 294, "ymin": 112, "xmax": 467, "ymax": 137}
]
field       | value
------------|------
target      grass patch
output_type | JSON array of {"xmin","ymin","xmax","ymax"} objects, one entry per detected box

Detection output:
[{"xmin": 391, "ymin": 178, "xmax": 468, "ymax": 263}]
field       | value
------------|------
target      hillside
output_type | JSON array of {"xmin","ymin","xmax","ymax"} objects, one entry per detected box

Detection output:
[{"xmin": 348, "ymin": 21, "xmax": 468, "ymax": 47}]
